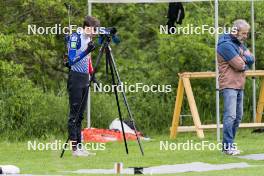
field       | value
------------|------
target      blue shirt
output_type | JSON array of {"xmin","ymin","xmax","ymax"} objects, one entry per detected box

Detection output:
[{"xmin": 68, "ymin": 32, "xmax": 91, "ymax": 74}]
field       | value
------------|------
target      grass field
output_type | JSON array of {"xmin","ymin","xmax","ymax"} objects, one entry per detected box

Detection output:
[{"xmin": 1, "ymin": 129, "xmax": 264, "ymax": 176}]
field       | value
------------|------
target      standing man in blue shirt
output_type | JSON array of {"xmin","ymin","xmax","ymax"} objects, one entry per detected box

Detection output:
[{"xmin": 217, "ymin": 19, "xmax": 254, "ymax": 155}]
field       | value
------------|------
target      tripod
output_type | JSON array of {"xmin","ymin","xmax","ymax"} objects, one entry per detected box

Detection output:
[{"xmin": 60, "ymin": 36, "xmax": 144, "ymax": 157}]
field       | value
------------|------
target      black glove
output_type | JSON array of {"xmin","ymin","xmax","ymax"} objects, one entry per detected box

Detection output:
[{"xmin": 85, "ymin": 41, "xmax": 96, "ymax": 54}]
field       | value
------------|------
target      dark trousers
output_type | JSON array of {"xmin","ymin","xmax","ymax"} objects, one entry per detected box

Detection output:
[{"xmin": 67, "ymin": 70, "xmax": 89, "ymax": 145}]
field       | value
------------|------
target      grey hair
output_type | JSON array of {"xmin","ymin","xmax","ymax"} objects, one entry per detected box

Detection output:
[{"xmin": 233, "ymin": 19, "xmax": 250, "ymax": 31}]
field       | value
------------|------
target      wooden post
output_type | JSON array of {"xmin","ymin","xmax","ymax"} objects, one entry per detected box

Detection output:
[
  {"xmin": 182, "ymin": 77, "xmax": 204, "ymax": 138},
  {"xmin": 170, "ymin": 78, "xmax": 184, "ymax": 139},
  {"xmin": 256, "ymin": 79, "xmax": 264, "ymax": 123}
]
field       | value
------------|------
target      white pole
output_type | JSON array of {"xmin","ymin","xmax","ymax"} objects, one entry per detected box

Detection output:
[
  {"xmin": 251, "ymin": 0, "xmax": 256, "ymax": 122},
  {"xmin": 87, "ymin": 78, "xmax": 91, "ymax": 128},
  {"xmin": 87, "ymin": 0, "xmax": 92, "ymax": 128},
  {"xmin": 215, "ymin": 0, "xmax": 220, "ymax": 142},
  {"xmin": 88, "ymin": 1, "xmax": 92, "ymax": 16}
]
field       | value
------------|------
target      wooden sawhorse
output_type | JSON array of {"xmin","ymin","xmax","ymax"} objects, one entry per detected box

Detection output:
[{"xmin": 170, "ymin": 71, "xmax": 264, "ymax": 139}]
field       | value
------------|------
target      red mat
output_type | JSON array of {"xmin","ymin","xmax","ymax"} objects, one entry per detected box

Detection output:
[{"xmin": 82, "ymin": 128, "xmax": 143, "ymax": 143}]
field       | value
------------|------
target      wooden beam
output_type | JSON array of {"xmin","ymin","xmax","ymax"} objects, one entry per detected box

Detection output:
[
  {"xmin": 182, "ymin": 77, "xmax": 204, "ymax": 138},
  {"xmin": 256, "ymin": 79, "xmax": 264, "ymax": 123},
  {"xmin": 179, "ymin": 72, "xmax": 216, "ymax": 78},
  {"xmin": 170, "ymin": 78, "xmax": 184, "ymax": 139},
  {"xmin": 178, "ymin": 70, "xmax": 264, "ymax": 79},
  {"xmin": 178, "ymin": 123, "xmax": 264, "ymax": 132}
]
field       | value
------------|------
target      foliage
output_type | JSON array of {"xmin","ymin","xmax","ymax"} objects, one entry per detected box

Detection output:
[
  {"xmin": 1, "ymin": 0, "xmax": 264, "ymax": 138},
  {"xmin": 0, "ymin": 60, "xmax": 68, "ymax": 140}
]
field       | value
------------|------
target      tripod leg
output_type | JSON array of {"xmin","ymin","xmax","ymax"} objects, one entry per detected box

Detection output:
[
  {"xmin": 107, "ymin": 51, "xmax": 129, "ymax": 155},
  {"xmin": 89, "ymin": 43, "xmax": 106, "ymax": 83},
  {"xmin": 105, "ymin": 55, "xmax": 109, "ymax": 80},
  {"xmin": 60, "ymin": 137, "xmax": 69, "ymax": 158},
  {"xmin": 107, "ymin": 46, "xmax": 144, "ymax": 156}
]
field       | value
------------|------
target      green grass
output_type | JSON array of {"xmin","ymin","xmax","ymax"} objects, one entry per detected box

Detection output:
[{"xmin": 1, "ymin": 129, "xmax": 264, "ymax": 175}]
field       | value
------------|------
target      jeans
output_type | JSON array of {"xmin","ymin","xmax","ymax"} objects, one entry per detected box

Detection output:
[
  {"xmin": 67, "ymin": 71, "xmax": 89, "ymax": 146},
  {"xmin": 221, "ymin": 88, "xmax": 244, "ymax": 150}
]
